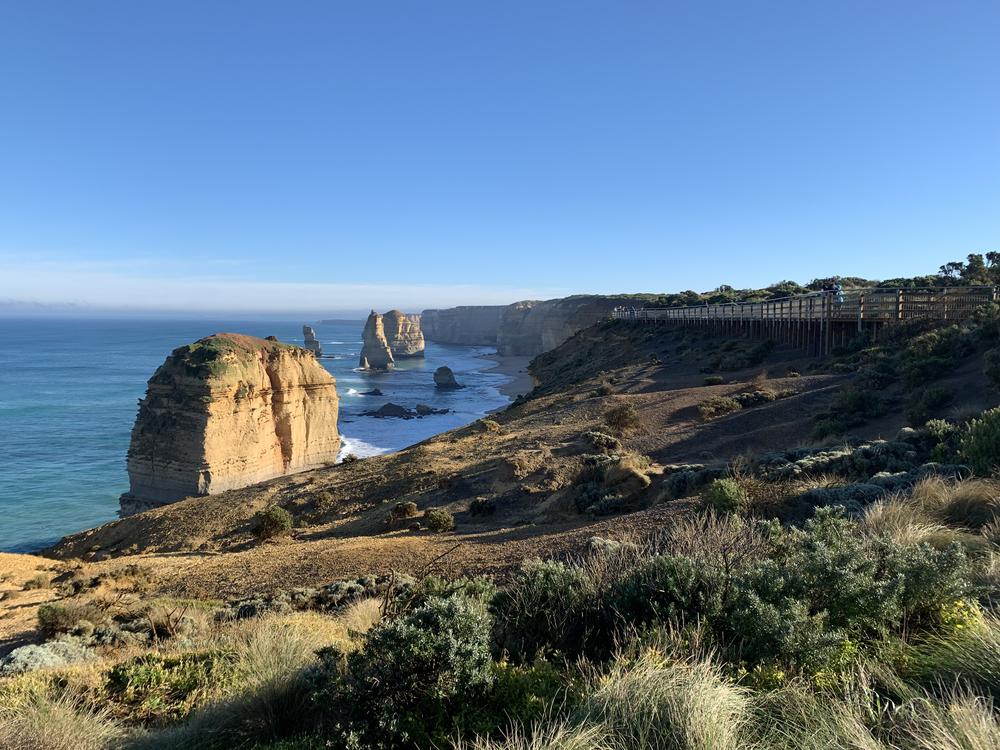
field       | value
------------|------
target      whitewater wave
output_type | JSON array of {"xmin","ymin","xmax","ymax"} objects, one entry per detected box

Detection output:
[{"xmin": 338, "ymin": 435, "xmax": 389, "ymax": 460}]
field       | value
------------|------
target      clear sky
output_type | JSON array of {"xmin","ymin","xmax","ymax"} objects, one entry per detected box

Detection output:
[{"xmin": 1, "ymin": 1, "xmax": 998, "ymax": 314}]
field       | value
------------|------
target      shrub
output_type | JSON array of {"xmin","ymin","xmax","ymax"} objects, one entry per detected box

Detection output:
[
  {"xmin": 0, "ymin": 637, "xmax": 95, "ymax": 676},
  {"xmin": 723, "ymin": 507, "xmax": 974, "ymax": 675},
  {"xmin": 703, "ymin": 375, "xmax": 725, "ymax": 386},
  {"xmin": 311, "ymin": 491, "xmax": 336, "ymax": 516},
  {"xmin": 960, "ymin": 407, "xmax": 1000, "ymax": 475},
  {"xmin": 585, "ymin": 430, "xmax": 622, "ymax": 454},
  {"xmin": 701, "ymin": 478, "xmax": 748, "ymax": 514},
  {"xmin": 480, "ymin": 419, "xmax": 501, "ymax": 433},
  {"xmin": 469, "ymin": 498, "xmax": 496, "ymax": 516},
  {"xmin": 253, "ymin": 506, "xmax": 293, "ymax": 540},
  {"xmin": 907, "ymin": 387, "xmax": 953, "ymax": 426},
  {"xmin": 831, "ymin": 385, "xmax": 884, "ymax": 419},
  {"xmin": 491, "ymin": 560, "xmax": 599, "ymax": 663},
  {"xmin": 424, "ymin": 507, "xmax": 455, "ymax": 532},
  {"xmin": 389, "ymin": 501, "xmax": 419, "ymax": 521},
  {"xmin": 319, "ymin": 595, "xmax": 495, "ymax": 748},
  {"xmin": 104, "ymin": 650, "xmax": 234, "ymax": 724},
  {"xmin": 986, "ymin": 348, "xmax": 1000, "ymax": 388},
  {"xmin": 901, "ymin": 324, "xmax": 975, "ymax": 386},
  {"xmin": 610, "ymin": 555, "xmax": 723, "ymax": 627},
  {"xmin": 341, "ymin": 453, "xmax": 360, "ymax": 463},
  {"xmin": 37, "ymin": 601, "xmax": 105, "ymax": 638},
  {"xmin": 22, "ymin": 573, "xmax": 50, "ymax": 590},
  {"xmin": 594, "ymin": 383, "xmax": 613, "ymax": 397},
  {"xmin": 698, "ymin": 396, "xmax": 741, "ymax": 420},
  {"xmin": 926, "ymin": 418, "xmax": 956, "ymax": 441},
  {"xmin": 603, "ymin": 401, "xmax": 641, "ymax": 435}
]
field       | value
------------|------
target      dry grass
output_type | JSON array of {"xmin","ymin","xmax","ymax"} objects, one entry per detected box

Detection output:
[
  {"xmin": 911, "ymin": 477, "xmax": 1000, "ymax": 529},
  {"xmin": 897, "ymin": 690, "xmax": 1000, "ymax": 750},
  {"xmin": 454, "ymin": 722, "xmax": 615, "ymax": 750},
  {"xmin": 338, "ymin": 596, "xmax": 383, "ymax": 637},
  {"xmin": 860, "ymin": 495, "xmax": 949, "ymax": 545},
  {"xmin": 578, "ymin": 651, "xmax": 752, "ymax": 750},
  {"xmin": 0, "ymin": 690, "xmax": 123, "ymax": 750}
]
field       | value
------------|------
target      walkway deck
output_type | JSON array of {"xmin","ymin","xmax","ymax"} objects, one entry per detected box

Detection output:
[{"xmin": 612, "ymin": 286, "xmax": 998, "ymax": 355}]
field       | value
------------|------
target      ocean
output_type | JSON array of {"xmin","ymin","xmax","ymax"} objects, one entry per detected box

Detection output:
[{"xmin": 0, "ymin": 317, "xmax": 512, "ymax": 553}]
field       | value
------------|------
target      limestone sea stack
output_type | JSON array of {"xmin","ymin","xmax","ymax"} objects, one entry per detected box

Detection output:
[
  {"xmin": 120, "ymin": 334, "xmax": 340, "ymax": 515},
  {"xmin": 359, "ymin": 311, "xmax": 395, "ymax": 370},
  {"xmin": 302, "ymin": 325, "xmax": 322, "ymax": 357},
  {"xmin": 382, "ymin": 310, "xmax": 425, "ymax": 358}
]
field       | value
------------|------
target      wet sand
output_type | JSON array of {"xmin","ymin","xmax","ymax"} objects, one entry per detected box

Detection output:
[{"xmin": 479, "ymin": 354, "xmax": 534, "ymax": 399}]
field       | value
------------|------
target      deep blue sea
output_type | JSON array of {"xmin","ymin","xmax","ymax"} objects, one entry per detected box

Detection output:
[{"xmin": 0, "ymin": 317, "xmax": 511, "ymax": 552}]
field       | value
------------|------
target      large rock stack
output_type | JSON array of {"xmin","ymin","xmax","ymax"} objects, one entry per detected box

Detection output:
[
  {"xmin": 120, "ymin": 333, "xmax": 340, "ymax": 515},
  {"xmin": 359, "ymin": 311, "xmax": 395, "ymax": 370},
  {"xmin": 382, "ymin": 310, "xmax": 425, "ymax": 358},
  {"xmin": 302, "ymin": 325, "xmax": 322, "ymax": 357}
]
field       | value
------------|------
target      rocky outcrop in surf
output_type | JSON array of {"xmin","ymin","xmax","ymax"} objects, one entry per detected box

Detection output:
[
  {"xmin": 302, "ymin": 325, "xmax": 322, "ymax": 356},
  {"xmin": 120, "ymin": 334, "xmax": 340, "ymax": 515},
  {"xmin": 382, "ymin": 310, "xmax": 424, "ymax": 358},
  {"xmin": 434, "ymin": 366, "xmax": 464, "ymax": 390},
  {"xmin": 359, "ymin": 311, "xmax": 394, "ymax": 370}
]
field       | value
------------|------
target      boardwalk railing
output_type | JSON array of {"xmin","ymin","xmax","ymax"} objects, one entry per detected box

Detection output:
[{"xmin": 612, "ymin": 286, "xmax": 999, "ymax": 355}]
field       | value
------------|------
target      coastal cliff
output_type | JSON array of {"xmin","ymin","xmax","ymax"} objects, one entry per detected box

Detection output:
[
  {"xmin": 422, "ymin": 296, "xmax": 647, "ymax": 357},
  {"xmin": 420, "ymin": 305, "xmax": 504, "ymax": 346},
  {"xmin": 497, "ymin": 296, "xmax": 637, "ymax": 356},
  {"xmin": 382, "ymin": 310, "xmax": 424, "ymax": 358},
  {"xmin": 359, "ymin": 311, "xmax": 394, "ymax": 370},
  {"xmin": 120, "ymin": 333, "xmax": 340, "ymax": 515}
]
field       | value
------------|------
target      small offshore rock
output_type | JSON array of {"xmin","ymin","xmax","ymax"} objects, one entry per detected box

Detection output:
[{"xmin": 434, "ymin": 366, "xmax": 464, "ymax": 390}]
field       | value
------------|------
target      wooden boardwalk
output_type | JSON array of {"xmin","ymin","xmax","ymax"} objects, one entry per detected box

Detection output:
[{"xmin": 612, "ymin": 286, "xmax": 999, "ymax": 355}]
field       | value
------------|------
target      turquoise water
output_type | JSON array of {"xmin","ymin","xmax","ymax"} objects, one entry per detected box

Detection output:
[{"xmin": 0, "ymin": 317, "xmax": 510, "ymax": 552}]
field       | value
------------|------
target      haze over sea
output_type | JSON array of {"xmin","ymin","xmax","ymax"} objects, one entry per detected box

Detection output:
[{"xmin": 0, "ymin": 317, "xmax": 512, "ymax": 553}]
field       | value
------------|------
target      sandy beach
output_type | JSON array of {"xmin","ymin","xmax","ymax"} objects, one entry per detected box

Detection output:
[{"xmin": 479, "ymin": 353, "xmax": 534, "ymax": 399}]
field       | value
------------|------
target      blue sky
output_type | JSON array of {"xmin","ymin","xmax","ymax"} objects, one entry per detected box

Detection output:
[{"xmin": 1, "ymin": 2, "xmax": 998, "ymax": 313}]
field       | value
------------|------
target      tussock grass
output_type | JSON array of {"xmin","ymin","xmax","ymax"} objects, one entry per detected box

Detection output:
[
  {"xmin": 911, "ymin": 477, "xmax": 1000, "ymax": 529},
  {"xmin": 861, "ymin": 495, "xmax": 948, "ymax": 546},
  {"xmin": 578, "ymin": 651, "xmax": 752, "ymax": 750},
  {"xmin": 897, "ymin": 690, "xmax": 1000, "ymax": 750},
  {"xmin": 910, "ymin": 614, "xmax": 1000, "ymax": 700},
  {"xmin": 454, "ymin": 722, "xmax": 614, "ymax": 750},
  {"xmin": 0, "ymin": 690, "xmax": 123, "ymax": 750}
]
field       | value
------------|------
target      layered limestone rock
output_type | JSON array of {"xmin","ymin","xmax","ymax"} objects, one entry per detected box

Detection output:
[
  {"xmin": 121, "ymin": 334, "xmax": 340, "ymax": 515},
  {"xmin": 420, "ymin": 306, "xmax": 505, "ymax": 346},
  {"xmin": 382, "ymin": 310, "xmax": 425, "ymax": 358},
  {"xmin": 359, "ymin": 311, "xmax": 394, "ymax": 370},
  {"xmin": 302, "ymin": 325, "xmax": 322, "ymax": 357}
]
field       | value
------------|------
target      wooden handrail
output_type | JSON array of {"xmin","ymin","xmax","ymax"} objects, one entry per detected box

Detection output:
[{"xmin": 612, "ymin": 286, "xmax": 998, "ymax": 324}]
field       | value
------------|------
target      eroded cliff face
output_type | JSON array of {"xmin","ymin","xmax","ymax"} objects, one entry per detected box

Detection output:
[
  {"xmin": 382, "ymin": 310, "xmax": 424, "ymax": 358},
  {"xmin": 420, "ymin": 306, "xmax": 504, "ymax": 346},
  {"xmin": 497, "ymin": 296, "xmax": 636, "ymax": 356},
  {"xmin": 422, "ymin": 296, "xmax": 650, "ymax": 357},
  {"xmin": 121, "ymin": 334, "xmax": 340, "ymax": 515},
  {"xmin": 359, "ymin": 311, "xmax": 394, "ymax": 370}
]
